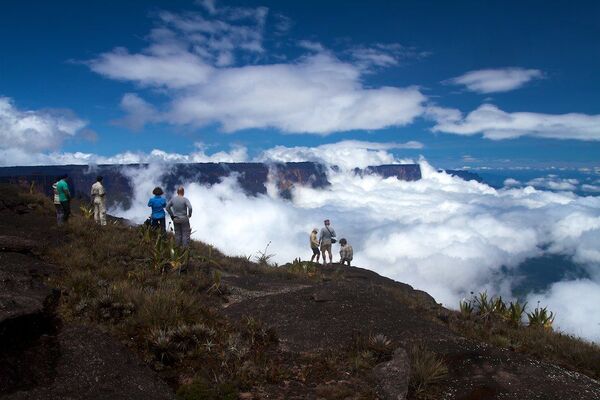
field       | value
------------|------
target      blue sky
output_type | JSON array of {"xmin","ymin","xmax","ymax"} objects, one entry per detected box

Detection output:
[{"xmin": 1, "ymin": 0, "xmax": 600, "ymax": 167}]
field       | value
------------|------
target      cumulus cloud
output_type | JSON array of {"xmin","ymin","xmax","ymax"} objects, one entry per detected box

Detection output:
[
  {"xmin": 0, "ymin": 97, "xmax": 87, "ymax": 152},
  {"xmin": 428, "ymin": 104, "xmax": 600, "ymax": 141},
  {"xmin": 0, "ymin": 143, "xmax": 248, "ymax": 167},
  {"xmin": 445, "ymin": 68, "xmax": 543, "ymax": 93},
  {"xmin": 113, "ymin": 145, "xmax": 600, "ymax": 342},
  {"xmin": 87, "ymin": 5, "xmax": 427, "ymax": 135}
]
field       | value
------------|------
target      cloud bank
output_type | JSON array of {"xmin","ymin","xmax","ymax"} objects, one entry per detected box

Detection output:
[
  {"xmin": 428, "ymin": 104, "xmax": 600, "ymax": 141},
  {"xmin": 446, "ymin": 68, "xmax": 543, "ymax": 93},
  {"xmin": 113, "ymin": 144, "xmax": 600, "ymax": 342},
  {"xmin": 87, "ymin": 3, "xmax": 426, "ymax": 134}
]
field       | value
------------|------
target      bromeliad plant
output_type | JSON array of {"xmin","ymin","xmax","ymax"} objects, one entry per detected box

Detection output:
[{"xmin": 527, "ymin": 303, "xmax": 555, "ymax": 330}]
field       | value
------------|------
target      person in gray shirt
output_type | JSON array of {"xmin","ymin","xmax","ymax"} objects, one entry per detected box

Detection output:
[
  {"xmin": 166, "ymin": 186, "xmax": 193, "ymax": 247},
  {"xmin": 318, "ymin": 219, "xmax": 336, "ymax": 266}
]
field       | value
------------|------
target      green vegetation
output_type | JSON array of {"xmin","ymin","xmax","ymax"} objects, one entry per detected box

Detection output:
[
  {"xmin": 452, "ymin": 292, "xmax": 600, "ymax": 379},
  {"xmin": 408, "ymin": 344, "xmax": 448, "ymax": 398}
]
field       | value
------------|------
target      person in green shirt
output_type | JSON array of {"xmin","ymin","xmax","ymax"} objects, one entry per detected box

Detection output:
[{"xmin": 56, "ymin": 174, "xmax": 71, "ymax": 223}]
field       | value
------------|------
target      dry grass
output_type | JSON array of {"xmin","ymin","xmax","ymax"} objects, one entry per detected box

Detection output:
[{"xmin": 44, "ymin": 215, "xmax": 282, "ymax": 393}]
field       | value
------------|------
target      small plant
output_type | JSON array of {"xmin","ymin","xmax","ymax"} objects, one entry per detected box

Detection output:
[
  {"xmin": 505, "ymin": 301, "xmax": 527, "ymax": 327},
  {"xmin": 207, "ymin": 270, "xmax": 227, "ymax": 296},
  {"xmin": 527, "ymin": 303, "xmax": 555, "ymax": 330},
  {"xmin": 195, "ymin": 244, "xmax": 221, "ymax": 267},
  {"xmin": 147, "ymin": 327, "xmax": 178, "ymax": 363},
  {"xmin": 367, "ymin": 333, "xmax": 394, "ymax": 361},
  {"xmin": 408, "ymin": 344, "xmax": 448, "ymax": 397},
  {"xmin": 79, "ymin": 203, "xmax": 95, "ymax": 219},
  {"xmin": 255, "ymin": 241, "xmax": 275, "ymax": 266},
  {"xmin": 459, "ymin": 299, "xmax": 473, "ymax": 318}
]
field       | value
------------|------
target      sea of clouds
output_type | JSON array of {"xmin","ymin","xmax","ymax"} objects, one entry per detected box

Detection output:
[{"xmin": 112, "ymin": 143, "xmax": 600, "ymax": 342}]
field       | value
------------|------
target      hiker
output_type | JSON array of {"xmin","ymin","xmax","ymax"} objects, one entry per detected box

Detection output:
[
  {"xmin": 310, "ymin": 228, "xmax": 320, "ymax": 263},
  {"xmin": 339, "ymin": 238, "xmax": 353, "ymax": 266},
  {"xmin": 52, "ymin": 177, "xmax": 64, "ymax": 225},
  {"xmin": 166, "ymin": 186, "xmax": 193, "ymax": 247},
  {"xmin": 90, "ymin": 176, "xmax": 107, "ymax": 226},
  {"xmin": 55, "ymin": 174, "xmax": 71, "ymax": 224},
  {"xmin": 147, "ymin": 187, "xmax": 167, "ymax": 234},
  {"xmin": 318, "ymin": 219, "xmax": 336, "ymax": 265}
]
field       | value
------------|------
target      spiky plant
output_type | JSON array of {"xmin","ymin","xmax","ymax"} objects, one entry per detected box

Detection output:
[
  {"xmin": 368, "ymin": 334, "xmax": 393, "ymax": 353},
  {"xmin": 148, "ymin": 327, "xmax": 177, "ymax": 363},
  {"xmin": 409, "ymin": 344, "xmax": 448, "ymax": 396},
  {"xmin": 527, "ymin": 305, "xmax": 555, "ymax": 330},
  {"xmin": 79, "ymin": 203, "xmax": 94, "ymax": 219},
  {"xmin": 459, "ymin": 299, "xmax": 474, "ymax": 318},
  {"xmin": 506, "ymin": 301, "xmax": 527, "ymax": 327},
  {"xmin": 255, "ymin": 241, "xmax": 275, "ymax": 266}
]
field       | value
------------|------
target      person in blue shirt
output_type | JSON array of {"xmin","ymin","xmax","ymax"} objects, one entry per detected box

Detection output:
[{"xmin": 148, "ymin": 187, "xmax": 167, "ymax": 234}]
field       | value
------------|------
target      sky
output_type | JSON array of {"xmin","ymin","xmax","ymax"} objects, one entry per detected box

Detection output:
[{"xmin": 1, "ymin": 0, "xmax": 600, "ymax": 168}]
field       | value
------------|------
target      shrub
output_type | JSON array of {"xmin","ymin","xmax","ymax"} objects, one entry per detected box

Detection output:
[{"xmin": 408, "ymin": 344, "xmax": 448, "ymax": 397}]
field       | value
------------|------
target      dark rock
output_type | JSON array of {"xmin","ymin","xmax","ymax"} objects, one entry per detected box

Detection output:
[
  {"xmin": 373, "ymin": 347, "xmax": 410, "ymax": 400},
  {"xmin": 311, "ymin": 290, "xmax": 334, "ymax": 302},
  {"xmin": 0, "ymin": 236, "xmax": 38, "ymax": 253}
]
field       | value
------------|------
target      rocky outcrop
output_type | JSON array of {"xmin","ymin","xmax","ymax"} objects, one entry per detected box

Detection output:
[{"xmin": 374, "ymin": 347, "xmax": 410, "ymax": 400}]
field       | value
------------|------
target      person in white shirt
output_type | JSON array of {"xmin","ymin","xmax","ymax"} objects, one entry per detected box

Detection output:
[{"xmin": 90, "ymin": 176, "xmax": 107, "ymax": 226}]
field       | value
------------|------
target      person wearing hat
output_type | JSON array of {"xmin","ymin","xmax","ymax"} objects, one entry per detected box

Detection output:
[
  {"xmin": 90, "ymin": 176, "xmax": 107, "ymax": 226},
  {"xmin": 148, "ymin": 186, "xmax": 167, "ymax": 234},
  {"xmin": 309, "ymin": 228, "xmax": 320, "ymax": 263},
  {"xmin": 318, "ymin": 219, "xmax": 336, "ymax": 266}
]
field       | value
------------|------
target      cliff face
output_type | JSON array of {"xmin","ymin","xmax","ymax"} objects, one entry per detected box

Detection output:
[{"xmin": 0, "ymin": 163, "xmax": 422, "ymax": 206}]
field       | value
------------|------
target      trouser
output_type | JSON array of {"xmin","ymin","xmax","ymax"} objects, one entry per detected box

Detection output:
[
  {"xmin": 60, "ymin": 201, "xmax": 71, "ymax": 223},
  {"xmin": 173, "ymin": 219, "xmax": 191, "ymax": 247},
  {"xmin": 55, "ymin": 204, "xmax": 64, "ymax": 225},
  {"xmin": 151, "ymin": 217, "xmax": 166, "ymax": 234},
  {"xmin": 93, "ymin": 199, "xmax": 107, "ymax": 226}
]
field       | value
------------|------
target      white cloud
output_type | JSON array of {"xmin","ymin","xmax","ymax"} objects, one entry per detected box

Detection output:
[
  {"xmin": 527, "ymin": 280, "xmax": 600, "ymax": 342},
  {"xmin": 0, "ymin": 97, "xmax": 87, "ymax": 152},
  {"xmin": 88, "ymin": 6, "xmax": 427, "ymax": 135},
  {"xmin": 446, "ymin": 68, "xmax": 543, "ymax": 93},
  {"xmin": 429, "ymin": 104, "xmax": 600, "ymax": 141},
  {"xmin": 114, "ymin": 148, "xmax": 600, "ymax": 342},
  {"xmin": 0, "ymin": 143, "xmax": 248, "ymax": 167},
  {"xmin": 116, "ymin": 93, "xmax": 160, "ymax": 131},
  {"xmin": 257, "ymin": 140, "xmax": 422, "ymax": 170},
  {"xmin": 526, "ymin": 175, "xmax": 579, "ymax": 192},
  {"xmin": 349, "ymin": 43, "xmax": 430, "ymax": 70}
]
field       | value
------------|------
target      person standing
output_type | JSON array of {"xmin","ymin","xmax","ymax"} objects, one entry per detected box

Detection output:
[
  {"xmin": 52, "ymin": 178, "xmax": 64, "ymax": 225},
  {"xmin": 309, "ymin": 228, "xmax": 320, "ymax": 263},
  {"xmin": 339, "ymin": 238, "xmax": 353, "ymax": 266},
  {"xmin": 90, "ymin": 176, "xmax": 107, "ymax": 226},
  {"xmin": 148, "ymin": 187, "xmax": 167, "ymax": 234},
  {"xmin": 166, "ymin": 186, "xmax": 193, "ymax": 247},
  {"xmin": 56, "ymin": 174, "xmax": 71, "ymax": 223},
  {"xmin": 318, "ymin": 219, "xmax": 336, "ymax": 266}
]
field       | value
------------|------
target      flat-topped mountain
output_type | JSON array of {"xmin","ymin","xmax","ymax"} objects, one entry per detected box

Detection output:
[{"xmin": 0, "ymin": 162, "xmax": 423, "ymax": 207}]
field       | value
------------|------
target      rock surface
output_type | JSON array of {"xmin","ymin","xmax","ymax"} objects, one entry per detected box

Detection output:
[{"xmin": 373, "ymin": 347, "xmax": 410, "ymax": 400}]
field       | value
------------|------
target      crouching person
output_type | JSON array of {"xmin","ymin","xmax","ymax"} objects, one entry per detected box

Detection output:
[
  {"xmin": 167, "ymin": 186, "xmax": 193, "ymax": 247},
  {"xmin": 339, "ymin": 238, "xmax": 353, "ymax": 266}
]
